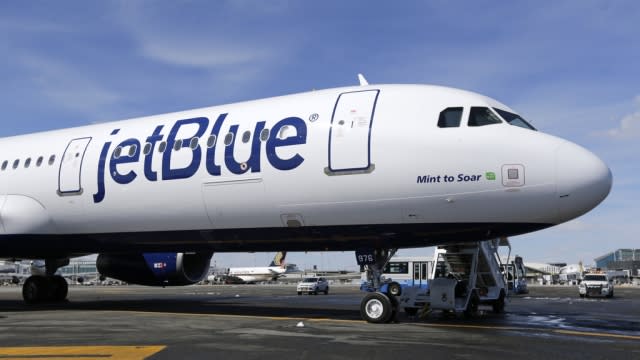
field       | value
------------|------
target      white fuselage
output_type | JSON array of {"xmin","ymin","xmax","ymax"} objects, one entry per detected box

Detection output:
[
  {"xmin": 0, "ymin": 84, "xmax": 612, "ymax": 259},
  {"xmin": 227, "ymin": 266, "xmax": 287, "ymax": 283}
]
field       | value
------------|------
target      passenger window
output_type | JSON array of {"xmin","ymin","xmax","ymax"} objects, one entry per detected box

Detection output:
[
  {"xmin": 278, "ymin": 126, "xmax": 292, "ymax": 139},
  {"xmin": 48, "ymin": 155, "xmax": 56, "ymax": 165},
  {"xmin": 207, "ymin": 135, "xmax": 217, "ymax": 148},
  {"xmin": 12, "ymin": 159, "xmax": 19, "ymax": 169},
  {"xmin": 128, "ymin": 144, "xmax": 137, "ymax": 157},
  {"xmin": 36, "ymin": 156, "xmax": 43, "ymax": 167},
  {"xmin": 1, "ymin": 160, "xmax": 7, "ymax": 171},
  {"xmin": 224, "ymin": 133, "xmax": 234, "ymax": 146},
  {"xmin": 173, "ymin": 139, "xmax": 183, "ymax": 151},
  {"xmin": 260, "ymin": 128, "xmax": 270, "ymax": 142},
  {"xmin": 437, "ymin": 107, "xmax": 463, "ymax": 128},
  {"xmin": 158, "ymin": 141, "xmax": 167, "ymax": 153},
  {"xmin": 113, "ymin": 147, "xmax": 122, "ymax": 159},
  {"xmin": 242, "ymin": 131, "xmax": 251, "ymax": 143},
  {"xmin": 189, "ymin": 137, "xmax": 199, "ymax": 150},
  {"xmin": 143, "ymin": 143, "xmax": 152, "ymax": 155},
  {"xmin": 468, "ymin": 107, "xmax": 502, "ymax": 127},
  {"xmin": 24, "ymin": 158, "xmax": 31, "ymax": 168}
]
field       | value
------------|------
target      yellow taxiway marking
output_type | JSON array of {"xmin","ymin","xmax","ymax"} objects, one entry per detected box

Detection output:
[
  {"xmin": 0, "ymin": 346, "xmax": 165, "ymax": 360},
  {"xmin": 553, "ymin": 329, "xmax": 640, "ymax": 341}
]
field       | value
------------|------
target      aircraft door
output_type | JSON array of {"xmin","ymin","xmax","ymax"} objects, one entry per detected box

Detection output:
[
  {"xmin": 327, "ymin": 90, "xmax": 379, "ymax": 174},
  {"xmin": 58, "ymin": 137, "xmax": 92, "ymax": 195}
]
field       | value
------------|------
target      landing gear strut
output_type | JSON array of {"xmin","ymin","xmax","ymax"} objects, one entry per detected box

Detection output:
[
  {"xmin": 356, "ymin": 248, "xmax": 398, "ymax": 323},
  {"xmin": 22, "ymin": 258, "xmax": 69, "ymax": 304}
]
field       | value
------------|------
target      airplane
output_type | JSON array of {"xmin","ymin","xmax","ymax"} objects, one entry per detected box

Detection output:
[
  {"xmin": 0, "ymin": 75, "xmax": 612, "ymax": 313},
  {"xmin": 226, "ymin": 251, "xmax": 300, "ymax": 283}
]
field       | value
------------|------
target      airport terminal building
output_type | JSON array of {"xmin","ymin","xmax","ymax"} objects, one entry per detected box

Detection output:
[{"xmin": 595, "ymin": 249, "xmax": 640, "ymax": 276}]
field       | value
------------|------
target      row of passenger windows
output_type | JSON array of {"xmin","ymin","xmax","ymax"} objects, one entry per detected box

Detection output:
[
  {"xmin": 437, "ymin": 106, "xmax": 536, "ymax": 130},
  {"xmin": 2, "ymin": 127, "xmax": 283, "ymax": 168},
  {"xmin": 112, "ymin": 128, "xmax": 274, "ymax": 159},
  {"xmin": 1, "ymin": 155, "xmax": 57, "ymax": 171}
]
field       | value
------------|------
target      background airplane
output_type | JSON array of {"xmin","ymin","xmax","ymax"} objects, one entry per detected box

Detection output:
[{"xmin": 226, "ymin": 252, "xmax": 300, "ymax": 283}]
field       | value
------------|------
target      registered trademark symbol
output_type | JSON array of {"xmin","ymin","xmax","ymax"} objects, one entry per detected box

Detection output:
[{"xmin": 309, "ymin": 113, "xmax": 319, "ymax": 122}]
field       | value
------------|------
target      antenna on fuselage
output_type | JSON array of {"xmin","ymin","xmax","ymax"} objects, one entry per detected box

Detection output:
[{"xmin": 357, "ymin": 73, "xmax": 369, "ymax": 86}]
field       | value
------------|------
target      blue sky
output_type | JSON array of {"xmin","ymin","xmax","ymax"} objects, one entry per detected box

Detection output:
[{"xmin": 1, "ymin": 1, "xmax": 638, "ymax": 270}]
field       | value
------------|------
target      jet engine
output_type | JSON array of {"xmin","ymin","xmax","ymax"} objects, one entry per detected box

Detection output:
[{"xmin": 96, "ymin": 252, "xmax": 212, "ymax": 286}]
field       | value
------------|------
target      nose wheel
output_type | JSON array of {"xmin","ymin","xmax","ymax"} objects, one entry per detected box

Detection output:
[{"xmin": 360, "ymin": 292, "xmax": 395, "ymax": 323}]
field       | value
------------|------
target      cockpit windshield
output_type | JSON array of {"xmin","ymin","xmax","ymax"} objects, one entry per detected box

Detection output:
[{"xmin": 493, "ymin": 108, "xmax": 537, "ymax": 130}]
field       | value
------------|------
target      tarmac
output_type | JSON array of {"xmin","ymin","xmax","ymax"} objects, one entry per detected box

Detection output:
[{"xmin": 0, "ymin": 284, "xmax": 638, "ymax": 359}]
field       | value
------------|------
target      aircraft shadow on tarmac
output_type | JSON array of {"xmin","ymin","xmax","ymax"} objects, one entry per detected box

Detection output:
[{"xmin": 0, "ymin": 298, "xmax": 364, "ymax": 321}]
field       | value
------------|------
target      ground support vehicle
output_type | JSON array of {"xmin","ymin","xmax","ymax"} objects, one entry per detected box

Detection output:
[
  {"xmin": 579, "ymin": 272, "xmax": 614, "ymax": 298},
  {"xmin": 297, "ymin": 277, "xmax": 329, "ymax": 295},
  {"xmin": 357, "ymin": 239, "xmax": 509, "ymax": 323}
]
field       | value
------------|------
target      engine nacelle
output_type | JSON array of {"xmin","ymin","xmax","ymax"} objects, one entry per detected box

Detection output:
[{"xmin": 97, "ymin": 252, "xmax": 212, "ymax": 286}]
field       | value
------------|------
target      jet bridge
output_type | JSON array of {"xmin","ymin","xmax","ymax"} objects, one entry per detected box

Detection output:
[{"xmin": 359, "ymin": 239, "xmax": 510, "ymax": 323}]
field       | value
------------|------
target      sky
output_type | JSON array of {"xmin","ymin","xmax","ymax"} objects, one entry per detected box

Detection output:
[{"xmin": 1, "ymin": 1, "xmax": 638, "ymax": 270}]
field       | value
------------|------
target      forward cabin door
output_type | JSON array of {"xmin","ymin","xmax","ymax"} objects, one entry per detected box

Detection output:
[
  {"xmin": 58, "ymin": 137, "xmax": 92, "ymax": 195},
  {"xmin": 327, "ymin": 90, "xmax": 379, "ymax": 174}
]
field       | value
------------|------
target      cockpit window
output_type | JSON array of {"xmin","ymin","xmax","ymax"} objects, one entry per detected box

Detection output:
[
  {"xmin": 438, "ymin": 107, "xmax": 463, "ymax": 128},
  {"xmin": 493, "ymin": 108, "xmax": 537, "ymax": 130},
  {"xmin": 468, "ymin": 107, "xmax": 502, "ymax": 127}
]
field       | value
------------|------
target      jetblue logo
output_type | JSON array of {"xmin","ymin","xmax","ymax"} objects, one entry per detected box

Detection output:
[{"xmin": 93, "ymin": 113, "xmax": 307, "ymax": 203}]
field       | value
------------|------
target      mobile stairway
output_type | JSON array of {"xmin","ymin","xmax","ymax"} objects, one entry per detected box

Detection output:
[{"xmin": 359, "ymin": 238, "xmax": 510, "ymax": 323}]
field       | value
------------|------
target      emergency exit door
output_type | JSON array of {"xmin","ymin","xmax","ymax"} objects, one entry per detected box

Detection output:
[
  {"xmin": 327, "ymin": 90, "xmax": 379, "ymax": 173},
  {"xmin": 58, "ymin": 137, "xmax": 92, "ymax": 195}
]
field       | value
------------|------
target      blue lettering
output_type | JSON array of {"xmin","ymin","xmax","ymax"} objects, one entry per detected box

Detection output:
[
  {"xmin": 205, "ymin": 114, "xmax": 227, "ymax": 176},
  {"xmin": 162, "ymin": 118, "xmax": 208, "ymax": 180},
  {"xmin": 110, "ymin": 138, "xmax": 141, "ymax": 184},
  {"xmin": 225, "ymin": 121, "xmax": 266, "ymax": 175},
  {"xmin": 266, "ymin": 117, "xmax": 307, "ymax": 170},
  {"xmin": 457, "ymin": 174, "xmax": 482, "ymax": 182},
  {"xmin": 92, "ymin": 114, "xmax": 307, "ymax": 204},
  {"xmin": 143, "ymin": 125, "xmax": 164, "ymax": 181},
  {"xmin": 93, "ymin": 129, "xmax": 119, "ymax": 203}
]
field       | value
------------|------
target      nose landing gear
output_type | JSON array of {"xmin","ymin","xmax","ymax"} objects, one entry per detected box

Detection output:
[{"xmin": 356, "ymin": 248, "xmax": 398, "ymax": 323}]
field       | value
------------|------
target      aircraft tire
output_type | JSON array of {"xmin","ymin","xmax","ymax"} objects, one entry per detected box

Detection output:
[
  {"xmin": 52, "ymin": 276, "xmax": 68, "ymax": 302},
  {"xmin": 22, "ymin": 276, "xmax": 46, "ymax": 304},
  {"xmin": 360, "ymin": 292, "xmax": 393, "ymax": 323}
]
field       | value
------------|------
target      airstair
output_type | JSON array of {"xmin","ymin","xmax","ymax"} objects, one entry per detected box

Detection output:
[{"xmin": 359, "ymin": 239, "xmax": 510, "ymax": 323}]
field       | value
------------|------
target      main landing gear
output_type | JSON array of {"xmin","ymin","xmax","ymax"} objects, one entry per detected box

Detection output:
[
  {"xmin": 22, "ymin": 259, "xmax": 70, "ymax": 304},
  {"xmin": 357, "ymin": 248, "xmax": 398, "ymax": 323}
]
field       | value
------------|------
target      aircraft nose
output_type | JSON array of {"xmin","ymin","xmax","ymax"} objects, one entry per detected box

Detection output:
[{"xmin": 556, "ymin": 142, "xmax": 612, "ymax": 222}]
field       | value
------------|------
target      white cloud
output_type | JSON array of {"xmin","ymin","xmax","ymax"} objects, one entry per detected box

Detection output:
[
  {"xmin": 19, "ymin": 55, "xmax": 122, "ymax": 117},
  {"xmin": 115, "ymin": 2, "xmax": 288, "ymax": 72},
  {"xmin": 139, "ymin": 39, "xmax": 273, "ymax": 69},
  {"xmin": 599, "ymin": 96, "xmax": 640, "ymax": 139}
]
